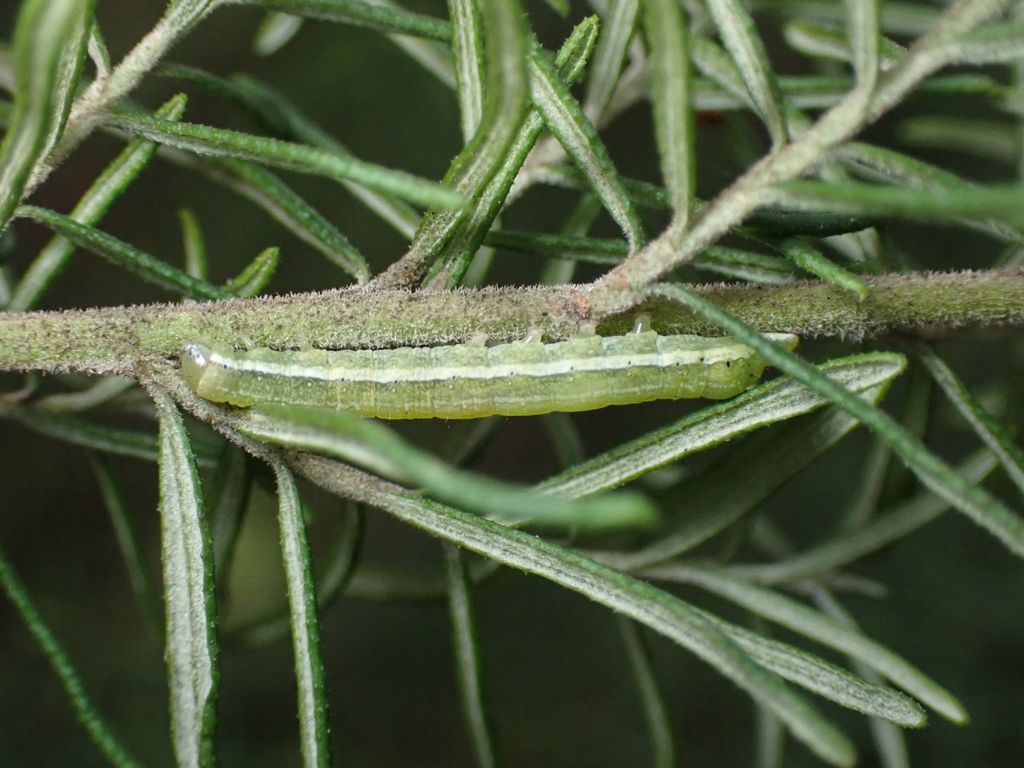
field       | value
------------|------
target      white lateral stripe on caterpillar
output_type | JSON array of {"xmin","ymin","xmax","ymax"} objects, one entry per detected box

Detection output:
[
  {"xmin": 190, "ymin": 336, "xmax": 761, "ymax": 384},
  {"xmin": 181, "ymin": 331, "xmax": 799, "ymax": 419}
]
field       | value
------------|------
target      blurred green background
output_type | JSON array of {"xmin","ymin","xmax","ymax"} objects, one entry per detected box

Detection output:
[{"xmin": 1, "ymin": 1, "xmax": 1024, "ymax": 766}]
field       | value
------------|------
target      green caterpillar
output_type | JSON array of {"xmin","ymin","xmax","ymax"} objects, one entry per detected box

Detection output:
[{"xmin": 181, "ymin": 330, "xmax": 798, "ymax": 419}]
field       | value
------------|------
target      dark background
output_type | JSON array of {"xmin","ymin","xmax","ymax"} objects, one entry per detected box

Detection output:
[{"xmin": 1, "ymin": 0, "xmax": 1023, "ymax": 766}]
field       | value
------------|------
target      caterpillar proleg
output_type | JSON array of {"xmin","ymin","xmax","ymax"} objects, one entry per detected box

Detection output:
[{"xmin": 181, "ymin": 331, "xmax": 799, "ymax": 419}]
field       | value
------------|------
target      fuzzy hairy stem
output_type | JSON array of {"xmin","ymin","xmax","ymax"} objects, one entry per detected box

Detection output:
[{"xmin": 1, "ymin": 270, "xmax": 1022, "ymax": 377}]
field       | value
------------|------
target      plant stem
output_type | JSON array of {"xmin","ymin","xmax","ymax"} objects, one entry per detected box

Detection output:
[{"xmin": 1, "ymin": 270, "xmax": 1023, "ymax": 376}]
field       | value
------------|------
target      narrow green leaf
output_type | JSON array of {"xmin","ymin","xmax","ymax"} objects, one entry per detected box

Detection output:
[
  {"xmin": 208, "ymin": 445, "xmax": 252, "ymax": 582},
  {"xmin": 252, "ymin": 11, "xmax": 304, "ymax": 55},
  {"xmin": 87, "ymin": 19, "xmax": 112, "ymax": 80},
  {"xmin": 314, "ymin": 501, "xmax": 364, "ymax": 603},
  {"xmin": 870, "ymin": 720, "xmax": 910, "ymax": 768},
  {"xmin": 753, "ymin": 450, "xmax": 1001, "ymax": 588},
  {"xmin": 421, "ymin": 0, "xmax": 532, "ymax": 288},
  {"xmin": 695, "ymin": 608, "xmax": 926, "ymax": 727},
  {"xmin": 154, "ymin": 389, "xmax": 219, "ymax": 768},
  {"xmin": 0, "ymin": 268, "xmax": 11, "ymax": 309},
  {"xmin": 10, "ymin": 93, "xmax": 188, "ymax": 312},
  {"xmin": 157, "ymin": 64, "xmax": 279, "ymax": 129},
  {"xmin": 89, "ymin": 453, "xmax": 156, "ymax": 627},
  {"xmin": 609, "ymin": 402, "xmax": 879, "ymax": 570},
  {"xmin": 877, "ymin": 357, "xmax": 933, "ymax": 504},
  {"xmin": 911, "ymin": 73, "xmax": 1007, "ymax": 101},
  {"xmin": 541, "ymin": 411, "xmax": 587, "ymax": 470},
  {"xmin": 839, "ymin": 434, "xmax": 894, "ymax": 530},
  {"xmin": 618, "ymin": 617, "xmax": 675, "ymax": 768},
  {"xmin": 165, "ymin": 152, "xmax": 373, "ymax": 281},
  {"xmin": 643, "ymin": 0, "xmax": 694, "ymax": 222},
  {"xmin": 236, "ymin": 503, "xmax": 363, "ymax": 647},
  {"xmin": 919, "ymin": 348, "xmax": 1024, "ymax": 501},
  {"xmin": 694, "ymin": 245, "xmax": 797, "ymax": 284},
  {"xmin": 687, "ymin": 71, "xmax": 1006, "ymax": 112},
  {"xmin": 534, "ymin": 163, "xmax": 881, "ymax": 236},
  {"xmin": 897, "ymin": 116, "xmax": 1019, "ymax": 165},
  {"xmin": 224, "ymin": 246, "xmax": 279, "ymax": 297},
  {"xmin": 527, "ymin": 44, "xmax": 646, "ymax": 249},
  {"xmin": 944, "ymin": 20, "xmax": 1024, "ymax": 65},
  {"xmin": 543, "ymin": 0, "xmax": 570, "ymax": 16},
  {"xmin": 108, "ymin": 111, "xmax": 464, "ymax": 209},
  {"xmin": 0, "ymin": 542, "xmax": 144, "ymax": 768},
  {"xmin": 834, "ymin": 141, "xmax": 1023, "ymax": 242},
  {"xmin": 241, "ymin": 405, "xmax": 659, "ymax": 531},
  {"xmin": 854, "ymin": 370, "xmax": 934, "ymax": 517},
  {"xmin": 836, "ymin": 141, "xmax": 986, "ymax": 190},
  {"xmin": 645, "ymin": 566, "xmax": 959, "ymax": 723},
  {"xmin": 0, "ymin": 401, "xmax": 218, "ymax": 467},
  {"xmin": 653, "ymin": 284, "xmax": 1024, "ymax": 561},
  {"xmin": 273, "ymin": 463, "xmax": 331, "ymax": 768},
  {"xmin": 744, "ymin": 206, "xmax": 880, "ymax": 237},
  {"xmin": 539, "ymin": 192, "xmax": 604, "ymax": 285},
  {"xmin": 776, "ymin": 237, "xmax": 869, "ymax": 300},
  {"xmin": 538, "ymin": 353, "xmax": 906, "ymax": 498},
  {"xmin": 178, "ymin": 208, "xmax": 207, "ymax": 280},
  {"xmin": 165, "ymin": 0, "xmax": 220, "ymax": 33},
  {"xmin": 227, "ymin": 73, "xmax": 421, "ymax": 239},
  {"xmin": 376, "ymin": 0, "xmax": 533, "ymax": 288},
  {"xmin": 392, "ymin": 18, "xmax": 598, "ymax": 288},
  {"xmin": 229, "ymin": 0, "xmax": 453, "ymax": 39},
  {"xmin": 380, "ymin": 15, "xmax": 457, "ymax": 90},
  {"xmin": 300, "ymin": 459, "xmax": 856, "ymax": 767},
  {"xmin": 753, "ymin": 0, "xmax": 939, "ymax": 37},
  {"xmin": 36, "ymin": 375, "xmax": 135, "ymax": 412},
  {"xmin": 704, "ymin": 0, "xmax": 788, "ymax": 146},
  {"xmin": 770, "ymin": 180, "xmax": 1024, "ymax": 223},
  {"xmin": 845, "ymin": 0, "xmax": 879, "ymax": 89},
  {"xmin": 484, "ymin": 229, "xmax": 628, "ymax": 264},
  {"xmin": 783, "ymin": 21, "xmax": 852, "ymax": 64},
  {"xmin": 783, "ymin": 21, "xmax": 904, "ymax": 70},
  {"xmin": 690, "ymin": 36, "xmax": 759, "ymax": 112},
  {"xmin": 0, "ymin": 0, "xmax": 95, "ymax": 229},
  {"xmin": 445, "ymin": 543, "xmax": 498, "ymax": 768},
  {"xmin": 449, "ymin": 0, "xmax": 486, "ymax": 143},
  {"xmin": 585, "ymin": 0, "xmax": 639, "ymax": 121},
  {"xmin": 253, "ymin": 0, "xmax": 462, "ymax": 84},
  {"xmin": 755, "ymin": 701, "xmax": 785, "ymax": 768},
  {"xmin": 16, "ymin": 205, "xmax": 231, "ymax": 300},
  {"xmin": 343, "ymin": 555, "xmax": 498, "ymax": 602},
  {"xmin": 39, "ymin": 0, "xmax": 96, "ymax": 161},
  {"xmin": 809, "ymin": 592, "xmax": 912, "ymax": 768}
]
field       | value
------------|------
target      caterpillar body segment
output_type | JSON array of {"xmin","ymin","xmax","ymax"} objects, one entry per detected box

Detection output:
[{"xmin": 181, "ymin": 331, "xmax": 799, "ymax": 419}]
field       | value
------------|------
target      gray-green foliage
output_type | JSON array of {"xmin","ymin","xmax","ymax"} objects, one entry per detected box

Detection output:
[{"xmin": 1, "ymin": 0, "xmax": 1024, "ymax": 766}]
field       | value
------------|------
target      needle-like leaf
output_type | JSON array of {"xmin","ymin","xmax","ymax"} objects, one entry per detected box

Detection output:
[
  {"xmin": 0, "ymin": 0, "xmax": 95, "ymax": 229},
  {"xmin": 297, "ymin": 454, "xmax": 857, "ymax": 767},
  {"xmin": 643, "ymin": 0, "xmax": 694, "ymax": 222},
  {"xmin": 704, "ymin": 0, "xmax": 789, "ymax": 146},
  {"xmin": 154, "ymin": 389, "xmax": 219, "ymax": 768},
  {"xmin": 241, "ymin": 404, "xmax": 659, "ymax": 531},
  {"xmin": 653, "ymin": 284, "xmax": 1024, "ymax": 562},
  {"xmin": 108, "ymin": 111, "xmax": 464, "ymax": 210},
  {"xmin": 273, "ymin": 463, "xmax": 331, "ymax": 768}
]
